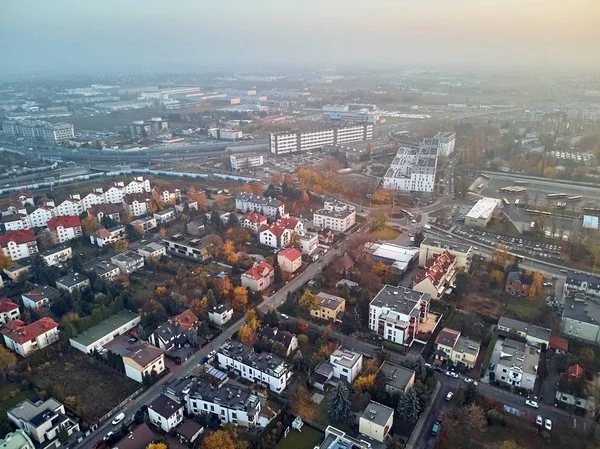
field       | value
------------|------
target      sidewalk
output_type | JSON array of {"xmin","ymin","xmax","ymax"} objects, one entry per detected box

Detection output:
[{"xmin": 405, "ymin": 380, "xmax": 441, "ymax": 449}]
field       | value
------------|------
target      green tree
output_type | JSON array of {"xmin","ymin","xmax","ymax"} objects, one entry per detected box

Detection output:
[
  {"xmin": 462, "ymin": 383, "xmax": 479, "ymax": 405},
  {"xmin": 328, "ymin": 382, "xmax": 351, "ymax": 422},
  {"xmin": 397, "ymin": 387, "xmax": 420, "ymax": 422},
  {"xmin": 371, "ymin": 212, "xmax": 389, "ymax": 232}
]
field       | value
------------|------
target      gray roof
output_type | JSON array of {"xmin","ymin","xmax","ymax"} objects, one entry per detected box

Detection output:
[
  {"xmin": 563, "ymin": 295, "xmax": 600, "ymax": 325},
  {"xmin": 139, "ymin": 242, "xmax": 165, "ymax": 253},
  {"xmin": 187, "ymin": 378, "xmax": 259, "ymax": 412},
  {"xmin": 378, "ymin": 361, "xmax": 415, "ymax": 391},
  {"xmin": 565, "ymin": 271, "xmax": 600, "ymax": 290},
  {"xmin": 314, "ymin": 207, "xmax": 354, "ymax": 220},
  {"xmin": 497, "ymin": 316, "xmax": 551, "ymax": 342},
  {"xmin": 317, "ymin": 292, "xmax": 345, "ymax": 310},
  {"xmin": 236, "ymin": 193, "xmax": 281, "ymax": 208},
  {"xmin": 315, "ymin": 361, "xmax": 334, "ymax": 376},
  {"xmin": 8, "ymin": 398, "xmax": 63, "ymax": 423},
  {"xmin": 497, "ymin": 338, "xmax": 540, "ymax": 376},
  {"xmin": 218, "ymin": 341, "xmax": 290, "ymax": 376},
  {"xmin": 370, "ymin": 284, "xmax": 430, "ymax": 315},
  {"xmin": 56, "ymin": 272, "xmax": 89, "ymax": 288},
  {"xmin": 23, "ymin": 285, "xmax": 61, "ymax": 303},
  {"xmin": 148, "ymin": 395, "xmax": 182, "ymax": 418},
  {"xmin": 331, "ymin": 349, "xmax": 362, "ymax": 369},
  {"xmin": 421, "ymin": 237, "xmax": 472, "ymax": 254},
  {"xmin": 454, "ymin": 336, "xmax": 481, "ymax": 357},
  {"xmin": 360, "ymin": 401, "xmax": 394, "ymax": 428},
  {"xmin": 91, "ymin": 261, "xmax": 119, "ymax": 276}
]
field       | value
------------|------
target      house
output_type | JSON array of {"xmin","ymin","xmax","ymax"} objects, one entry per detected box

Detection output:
[
  {"xmin": 90, "ymin": 225, "xmax": 126, "ymax": 247},
  {"xmin": 147, "ymin": 395, "xmax": 183, "ymax": 432},
  {"xmin": 0, "ymin": 430, "xmax": 35, "ymax": 449},
  {"xmin": 505, "ymin": 271, "xmax": 532, "ymax": 296},
  {"xmin": 90, "ymin": 261, "xmax": 121, "ymax": 281},
  {"xmin": 21, "ymin": 285, "xmax": 61, "ymax": 311},
  {"xmin": 313, "ymin": 199, "xmax": 356, "ymax": 232},
  {"xmin": 333, "ymin": 253, "xmax": 355, "ymax": 274},
  {"xmin": 299, "ymin": 232, "xmax": 319, "ymax": 255},
  {"xmin": 1, "ymin": 317, "xmax": 59, "ymax": 356},
  {"xmin": 258, "ymin": 217, "xmax": 303, "ymax": 248},
  {"xmin": 419, "ymin": 237, "xmax": 473, "ymax": 270},
  {"xmin": 2, "ymin": 213, "xmax": 29, "ymax": 231},
  {"xmin": 137, "ymin": 242, "xmax": 166, "ymax": 260},
  {"xmin": 359, "ymin": 401, "xmax": 394, "ymax": 443},
  {"xmin": 1, "ymin": 200, "xmax": 27, "ymax": 219},
  {"xmin": 47, "ymin": 215, "xmax": 83, "ymax": 244},
  {"xmin": 369, "ymin": 285, "xmax": 436, "ymax": 347},
  {"xmin": 492, "ymin": 338, "xmax": 540, "ymax": 391},
  {"xmin": 175, "ymin": 420, "xmax": 204, "ymax": 445},
  {"xmin": 103, "ymin": 184, "xmax": 126, "ymax": 204},
  {"xmin": 208, "ymin": 304, "xmax": 234, "ymax": 326},
  {"xmin": 175, "ymin": 200, "xmax": 199, "ymax": 213},
  {"xmin": 311, "ymin": 292, "xmax": 346, "ymax": 322},
  {"xmin": 317, "ymin": 427, "xmax": 373, "ymax": 449},
  {"xmin": 241, "ymin": 262, "xmax": 274, "ymax": 292},
  {"xmin": 497, "ymin": 316, "xmax": 551, "ymax": 348},
  {"xmin": 413, "ymin": 251, "xmax": 457, "ymax": 300},
  {"xmin": 110, "ymin": 424, "xmax": 155, "ymax": 449},
  {"xmin": 40, "ymin": 246, "xmax": 72, "ymax": 266},
  {"xmin": 153, "ymin": 208, "xmax": 176, "ymax": 225},
  {"xmin": 163, "ymin": 234, "xmax": 210, "ymax": 261},
  {"xmin": 235, "ymin": 193, "xmax": 284, "ymax": 218},
  {"xmin": 121, "ymin": 344, "xmax": 166, "ymax": 383},
  {"xmin": 10, "ymin": 190, "xmax": 34, "ymax": 207},
  {"xmin": 154, "ymin": 185, "xmax": 181, "ymax": 204},
  {"xmin": 377, "ymin": 361, "xmax": 416, "ymax": 394},
  {"xmin": 55, "ymin": 272, "xmax": 90, "ymax": 293},
  {"xmin": 434, "ymin": 327, "xmax": 481, "ymax": 369},
  {"xmin": 123, "ymin": 193, "xmax": 152, "ymax": 217},
  {"xmin": 87, "ymin": 203, "xmax": 121, "ymax": 223},
  {"xmin": 7, "ymin": 398, "xmax": 80, "ymax": 445},
  {"xmin": 0, "ymin": 229, "xmax": 38, "ymax": 261},
  {"xmin": 148, "ymin": 310, "xmax": 199, "ymax": 351},
  {"xmin": 4, "ymin": 263, "xmax": 31, "ymax": 281},
  {"xmin": 317, "ymin": 228, "xmax": 335, "ymax": 245},
  {"xmin": 53, "ymin": 196, "xmax": 82, "ymax": 217},
  {"xmin": 555, "ymin": 365, "xmax": 591, "ymax": 411},
  {"xmin": 217, "ymin": 341, "xmax": 293, "ymax": 393},
  {"xmin": 240, "ymin": 212, "xmax": 268, "ymax": 233},
  {"xmin": 26, "ymin": 206, "xmax": 53, "ymax": 229},
  {"xmin": 256, "ymin": 325, "xmax": 298, "ymax": 356},
  {"xmin": 0, "ymin": 298, "xmax": 20, "ymax": 325},
  {"xmin": 561, "ymin": 294, "xmax": 600, "ymax": 345},
  {"xmin": 549, "ymin": 334, "xmax": 569, "ymax": 353},
  {"xmin": 80, "ymin": 191, "xmax": 105, "ymax": 211},
  {"xmin": 329, "ymin": 348, "xmax": 363, "ymax": 383},
  {"xmin": 111, "ymin": 250, "xmax": 145, "ymax": 275},
  {"xmin": 125, "ymin": 176, "xmax": 152, "ymax": 194},
  {"xmin": 173, "ymin": 309, "xmax": 198, "ymax": 332},
  {"xmin": 277, "ymin": 247, "xmax": 302, "ymax": 273},
  {"xmin": 130, "ymin": 216, "xmax": 158, "ymax": 233},
  {"xmin": 69, "ymin": 310, "xmax": 141, "ymax": 353},
  {"xmin": 563, "ymin": 271, "xmax": 600, "ymax": 298}
]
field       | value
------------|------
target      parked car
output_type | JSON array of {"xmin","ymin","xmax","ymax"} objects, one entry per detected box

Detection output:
[
  {"xmin": 445, "ymin": 371, "xmax": 459, "ymax": 379},
  {"xmin": 446, "ymin": 392, "xmax": 454, "ymax": 401},
  {"xmin": 525, "ymin": 400, "xmax": 539, "ymax": 409},
  {"xmin": 545, "ymin": 419, "xmax": 552, "ymax": 431},
  {"xmin": 431, "ymin": 422, "xmax": 440, "ymax": 437},
  {"xmin": 536, "ymin": 415, "xmax": 543, "ymax": 426},
  {"xmin": 464, "ymin": 378, "xmax": 478, "ymax": 386},
  {"xmin": 280, "ymin": 313, "xmax": 289, "ymax": 320},
  {"xmin": 112, "ymin": 413, "xmax": 125, "ymax": 425},
  {"xmin": 208, "ymin": 350, "xmax": 216, "ymax": 359}
]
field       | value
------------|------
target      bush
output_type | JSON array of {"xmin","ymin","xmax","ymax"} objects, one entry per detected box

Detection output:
[{"xmin": 486, "ymin": 409, "xmax": 506, "ymax": 426}]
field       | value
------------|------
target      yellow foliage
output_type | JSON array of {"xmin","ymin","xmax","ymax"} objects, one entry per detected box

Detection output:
[
  {"xmin": 238, "ymin": 324, "xmax": 256, "ymax": 345},
  {"xmin": 353, "ymin": 374, "xmax": 376, "ymax": 392},
  {"xmin": 245, "ymin": 309, "xmax": 261, "ymax": 330},
  {"xmin": 372, "ymin": 261, "xmax": 387, "ymax": 277}
]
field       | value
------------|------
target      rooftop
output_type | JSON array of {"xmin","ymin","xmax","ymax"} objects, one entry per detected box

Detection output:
[
  {"xmin": 218, "ymin": 341, "xmax": 290, "ymax": 377},
  {"xmin": 187, "ymin": 378, "xmax": 259, "ymax": 412},
  {"xmin": 69, "ymin": 310, "xmax": 139, "ymax": 347},
  {"xmin": 8, "ymin": 398, "xmax": 63, "ymax": 423},
  {"xmin": 111, "ymin": 424, "xmax": 155, "ymax": 449},
  {"xmin": 0, "ymin": 317, "xmax": 58, "ymax": 345},
  {"xmin": 565, "ymin": 271, "xmax": 600, "ymax": 290},
  {"xmin": 562, "ymin": 295, "xmax": 600, "ymax": 325},
  {"xmin": 421, "ymin": 237, "xmax": 472, "ymax": 254},
  {"xmin": 278, "ymin": 247, "xmax": 302, "ymax": 262},
  {"xmin": 148, "ymin": 395, "xmax": 182, "ymax": 418},
  {"xmin": 497, "ymin": 316, "xmax": 551, "ymax": 342},
  {"xmin": 0, "ymin": 229, "xmax": 35, "ymax": 247},
  {"xmin": 314, "ymin": 207, "xmax": 354, "ymax": 220},
  {"xmin": 454, "ymin": 336, "xmax": 481, "ymax": 357},
  {"xmin": 498, "ymin": 338, "xmax": 540, "ymax": 376},
  {"xmin": 317, "ymin": 292, "xmax": 346, "ymax": 310},
  {"xmin": 139, "ymin": 242, "xmax": 165, "ymax": 253},
  {"xmin": 89, "ymin": 261, "xmax": 120, "ymax": 276},
  {"xmin": 242, "ymin": 262, "xmax": 274, "ymax": 280},
  {"xmin": 105, "ymin": 338, "xmax": 164, "ymax": 366},
  {"xmin": 378, "ymin": 361, "xmax": 415, "ymax": 391},
  {"xmin": 236, "ymin": 193, "xmax": 282, "ymax": 208},
  {"xmin": 370, "ymin": 285, "xmax": 430, "ymax": 316},
  {"xmin": 57, "ymin": 272, "xmax": 89, "ymax": 288},
  {"xmin": 466, "ymin": 197, "xmax": 501, "ymax": 220},
  {"xmin": 360, "ymin": 401, "xmax": 394, "ymax": 428},
  {"xmin": 256, "ymin": 325, "xmax": 296, "ymax": 348},
  {"xmin": 23, "ymin": 285, "xmax": 61, "ymax": 303},
  {"xmin": 112, "ymin": 250, "xmax": 144, "ymax": 263},
  {"xmin": 330, "ymin": 348, "xmax": 362, "ymax": 369},
  {"xmin": 435, "ymin": 327, "xmax": 460, "ymax": 348}
]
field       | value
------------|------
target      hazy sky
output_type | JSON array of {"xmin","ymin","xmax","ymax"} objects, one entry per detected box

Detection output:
[{"xmin": 2, "ymin": 0, "xmax": 599, "ymax": 73}]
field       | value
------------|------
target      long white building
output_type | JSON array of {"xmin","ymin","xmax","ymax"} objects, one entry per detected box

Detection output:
[
  {"xmin": 270, "ymin": 123, "xmax": 373, "ymax": 154},
  {"xmin": 421, "ymin": 132, "xmax": 456, "ymax": 157},
  {"xmin": 2, "ymin": 120, "xmax": 74, "ymax": 143},
  {"xmin": 382, "ymin": 146, "xmax": 438, "ymax": 192}
]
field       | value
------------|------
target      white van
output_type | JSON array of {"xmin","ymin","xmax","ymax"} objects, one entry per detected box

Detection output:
[{"xmin": 112, "ymin": 413, "xmax": 125, "ymax": 426}]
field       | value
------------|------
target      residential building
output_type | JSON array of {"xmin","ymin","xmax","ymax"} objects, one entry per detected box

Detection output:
[
  {"xmin": 87, "ymin": 203, "xmax": 121, "ymax": 223},
  {"xmin": 4, "ymin": 264, "xmax": 30, "ymax": 281},
  {"xmin": 382, "ymin": 146, "xmax": 438, "ymax": 192},
  {"xmin": 369, "ymin": 285, "xmax": 433, "ymax": 347},
  {"xmin": 259, "ymin": 217, "xmax": 303, "ymax": 248},
  {"xmin": 312, "ymin": 292, "xmax": 346, "ymax": 322},
  {"xmin": 7, "ymin": 398, "xmax": 79, "ymax": 445},
  {"xmin": 2, "ymin": 213, "xmax": 29, "ymax": 231},
  {"xmin": 111, "ymin": 250, "xmax": 145, "ymax": 275},
  {"xmin": 175, "ymin": 200, "xmax": 198, "ymax": 213},
  {"xmin": 111, "ymin": 424, "xmax": 155, "ymax": 449},
  {"xmin": 163, "ymin": 234, "xmax": 210, "ymax": 261},
  {"xmin": 40, "ymin": 246, "xmax": 72, "ymax": 266},
  {"xmin": 26, "ymin": 206, "xmax": 53, "ymax": 229},
  {"xmin": 124, "ymin": 193, "xmax": 152, "ymax": 217},
  {"xmin": 561, "ymin": 294, "xmax": 600, "ymax": 345},
  {"xmin": 316, "ymin": 427, "xmax": 373, "ymax": 449},
  {"xmin": 125, "ymin": 177, "xmax": 152, "ymax": 194},
  {"xmin": 103, "ymin": 185, "xmax": 125, "ymax": 204},
  {"xmin": 420, "ymin": 132, "xmax": 456, "ymax": 157},
  {"xmin": 318, "ymin": 228, "xmax": 335, "ymax": 245},
  {"xmin": 217, "ymin": 341, "xmax": 293, "ymax": 392},
  {"xmin": 413, "ymin": 251, "xmax": 457, "ymax": 300},
  {"xmin": 492, "ymin": 338, "xmax": 540, "ymax": 391},
  {"xmin": 269, "ymin": 123, "xmax": 373, "ymax": 154},
  {"xmin": 299, "ymin": 232, "xmax": 319, "ymax": 255},
  {"xmin": 240, "ymin": 212, "xmax": 268, "ymax": 233},
  {"xmin": 256, "ymin": 325, "xmax": 298, "ymax": 356},
  {"xmin": 47, "ymin": 215, "xmax": 82, "ymax": 244},
  {"xmin": 208, "ymin": 128, "xmax": 243, "ymax": 140},
  {"xmin": 230, "ymin": 154, "xmax": 264, "ymax": 170},
  {"xmin": 55, "ymin": 272, "xmax": 90, "ymax": 293},
  {"xmin": 497, "ymin": 316, "xmax": 551, "ymax": 348},
  {"xmin": 505, "ymin": 271, "xmax": 532, "ymax": 296},
  {"xmin": 555, "ymin": 365, "xmax": 591, "ymax": 412},
  {"xmin": 0, "ymin": 230, "xmax": 38, "ymax": 260},
  {"xmin": 137, "ymin": 242, "xmax": 166, "ymax": 260},
  {"xmin": 175, "ymin": 420, "xmax": 204, "ymax": 445},
  {"xmin": 0, "ymin": 298, "xmax": 20, "ymax": 325},
  {"xmin": 154, "ymin": 208, "xmax": 176, "ymax": 225},
  {"xmin": 377, "ymin": 361, "xmax": 415, "ymax": 394},
  {"xmin": 465, "ymin": 198, "xmax": 502, "ymax": 228},
  {"xmin": 147, "ymin": 396, "xmax": 184, "ymax": 432},
  {"xmin": 277, "ymin": 247, "xmax": 302, "ymax": 273},
  {"xmin": 235, "ymin": 193, "xmax": 284, "ymax": 218},
  {"xmin": 313, "ymin": 199, "xmax": 356, "ymax": 232},
  {"xmin": 434, "ymin": 327, "xmax": 481, "ymax": 369},
  {"xmin": 130, "ymin": 216, "xmax": 158, "ymax": 233},
  {"xmin": 90, "ymin": 261, "xmax": 121, "ymax": 281},
  {"xmin": 208, "ymin": 304, "xmax": 234, "ymax": 326},
  {"xmin": 154, "ymin": 186, "xmax": 181, "ymax": 204},
  {"xmin": 241, "ymin": 262, "xmax": 274, "ymax": 292},
  {"xmin": 2, "ymin": 120, "xmax": 74, "ymax": 143},
  {"xmin": 90, "ymin": 225, "xmax": 126, "ymax": 247},
  {"xmin": 1, "ymin": 317, "xmax": 59, "ymax": 356},
  {"xmin": 148, "ymin": 310, "xmax": 199, "ymax": 350},
  {"xmin": 359, "ymin": 401, "xmax": 394, "ymax": 443},
  {"xmin": 80, "ymin": 192, "xmax": 105, "ymax": 211},
  {"xmin": 0, "ymin": 430, "xmax": 35, "ymax": 449},
  {"xmin": 365, "ymin": 242, "xmax": 419, "ymax": 273},
  {"xmin": 122, "ymin": 344, "xmax": 166, "ymax": 383},
  {"xmin": 563, "ymin": 271, "xmax": 600, "ymax": 298},
  {"xmin": 69, "ymin": 310, "xmax": 141, "ymax": 353},
  {"xmin": 329, "ymin": 348, "xmax": 363, "ymax": 383},
  {"xmin": 21, "ymin": 285, "xmax": 61, "ymax": 311},
  {"xmin": 54, "ymin": 197, "xmax": 82, "ymax": 217},
  {"xmin": 419, "ymin": 237, "xmax": 473, "ymax": 269}
]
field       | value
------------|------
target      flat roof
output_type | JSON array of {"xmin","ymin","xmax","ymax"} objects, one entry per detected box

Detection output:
[
  {"xmin": 466, "ymin": 197, "xmax": 501, "ymax": 220},
  {"xmin": 70, "ymin": 310, "xmax": 140, "ymax": 347},
  {"xmin": 421, "ymin": 237, "xmax": 472, "ymax": 254},
  {"xmin": 331, "ymin": 349, "xmax": 362, "ymax": 369},
  {"xmin": 370, "ymin": 284, "xmax": 429, "ymax": 315},
  {"xmin": 563, "ymin": 296, "xmax": 600, "ymax": 325},
  {"xmin": 360, "ymin": 401, "xmax": 394, "ymax": 428}
]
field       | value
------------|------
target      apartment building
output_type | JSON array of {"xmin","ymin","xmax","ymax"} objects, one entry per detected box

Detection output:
[
  {"xmin": 54, "ymin": 197, "xmax": 83, "ymax": 217},
  {"xmin": 47, "ymin": 215, "xmax": 82, "ymax": 244},
  {"xmin": 0, "ymin": 230, "xmax": 38, "ymax": 261},
  {"xmin": 147, "ymin": 396, "xmax": 183, "ymax": 432},
  {"xmin": 419, "ymin": 237, "xmax": 473, "ymax": 269},
  {"xmin": 124, "ymin": 193, "xmax": 152, "ymax": 217},
  {"xmin": 299, "ymin": 232, "xmax": 319, "ymax": 255},
  {"xmin": 241, "ymin": 212, "xmax": 268, "ymax": 233},
  {"xmin": 163, "ymin": 234, "xmax": 210, "ymax": 261},
  {"xmin": 413, "ymin": 251, "xmax": 457, "ymax": 300},
  {"xmin": 154, "ymin": 186, "xmax": 181, "ymax": 204},
  {"xmin": 1, "ymin": 214, "xmax": 29, "ymax": 231},
  {"xmin": 359, "ymin": 401, "xmax": 394, "ymax": 443},
  {"xmin": 492, "ymin": 338, "xmax": 540, "ymax": 392},
  {"xmin": 90, "ymin": 225, "xmax": 125, "ymax": 247},
  {"xmin": 40, "ymin": 246, "xmax": 72, "ymax": 266},
  {"xmin": 313, "ymin": 348, "xmax": 363, "ymax": 389},
  {"xmin": 87, "ymin": 203, "xmax": 121, "ymax": 223},
  {"xmin": 89, "ymin": 261, "xmax": 121, "ymax": 281},
  {"xmin": 111, "ymin": 250, "xmax": 145, "ymax": 275},
  {"xmin": 313, "ymin": 199, "xmax": 356, "ymax": 232},
  {"xmin": 1, "ymin": 317, "xmax": 59, "ymax": 356},
  {"xmin": 154, "ymin": 208, "xmax": 176, "ymax": 225},
  {"xmin": 103, "ymin": 185, "xmax": 126, "ymax": 204},
  {"xmin": 0, "ymin": 298, "xmax": 20, "ymax": 325},
  {"xmin": 259, "ymin": 217, "xmax": 303, "ymax": 248},
  {"xmin": 131, "ymin": 216, "xmax": 158, "ymax": 232},
  {"xmin": 563, "ymin": 271, "xmax": 600, "ymax": 298},
  {"xmin": 27, "ymin": 206, "xmax": 54, "ymax": 228},
  {"xmin": 208, "ymin": 128, "xmax": 243, "ymax": 140},
  {"xmin": 269, "ymin": 123, "xmax": 373, "ymax": 154},
  {"xmin": 80, "ymin": 192, "xmax": 105, "ymax": 211},
  {"xmin": 2, "ymin": 120, "xmax": 74, "ymax": 143},
  {"xmin": 230, "ymin": 154, "xmax": 264, "ymax": 170},
  {"xmin": 420, "ymin": 132, "xmax": 456, "ymax": 157},
  {"xmin": 55, "ymin": 273, "xmax": 90, "ymax": 293},
  {"xmin": 138, "ymin": 242, "xmax": 166, "ymax": 260},
  {"xmin": 235, "ymin": 193, "xmax": 285, "ymax": 218},
  {"xmin": 125, "ymin": 177, "xmax": 152, "ymax": 194},
  {"xmin": 241, "ymin": 262, "xmax": 274, "ymax": 292},
  {"xmin": 382, "ymin": 146, "xmax": 438, "ymax": 192}
]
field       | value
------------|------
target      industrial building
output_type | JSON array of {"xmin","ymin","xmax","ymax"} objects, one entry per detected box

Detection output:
[
  {"xmin": 269, "ymin": 123, "xmax": 373, "ymax": 154},
  {"xmin": 465, "ymin": 197, "xmax": 502, "ymax": 228}
]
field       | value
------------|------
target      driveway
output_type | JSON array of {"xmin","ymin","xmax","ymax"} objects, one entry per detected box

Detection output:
[{"xmin": 483, "ymin": 335, "xmax": 505, "ymax": 382}]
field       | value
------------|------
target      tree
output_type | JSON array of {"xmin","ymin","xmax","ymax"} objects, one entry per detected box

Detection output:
[
  {"xmin": 191, "ymin": 297, "xmax": 208, "ymax": 317},
  {"xmin": 0, "ymin": 345, "xmax": 17, "ymax": 381},
  {"xmin": 289, "ymin": 232, "xmax": 301, "ymax": 250},
  {"xmin": 0, "ymin": 252, "xmax": 15, "ymax": 271},
  {"xmin": 528, "ymin": 271, "xmax": 544, "ymax": 299},
  {"xmin": 207, "ymin": 289, "xmax": 217, "ymax": 310},
  {"xmin": 187, "ymin": 329, "xmax": 198, "ymax": 347},
  {"xmin": 587, "ymin": 377, "xmax": 600, "ymax": 423},
  {"xmin": 57, "ymin": 424, "xmax": 70, "ymax": 444},
  {"xmin": 288, "ymin": 385, "xmax": 314, "ymax": 420},
  {"xmin": 81, "ymin": 215, "xmax": 100, "ymax": 236},
  {"xmin": 462, "ymin": 383, "xmax": 479, "ymax": 405},
  {"xmin": 201, "ymin": 430, "xmax": 236, "ymax": 449},
  {"xmin": 188, "ymin": 187, "xmax": 207, "ymax": 210},
  {"xmin": 372, "ymin": 261, "xmax": 387, "ymax": 277},
  {"xmin": 137, "ymin": 324, "xmax": 147, "ymax": 341},
  {"xmin": 489, "ymin": 269, "xmax": 505, "ymax": 287},
  {"xmin": 233, "ymin": 286, "xmax": 249, "ymax": 310},
  {"xmin": 328, "ymin": 382, "xmax": 351, "ymax": 422},
  {"xmin": 385, "ymin": 436, "xmax": 405, "ymax": 449},
  {"xmin": 396, "ymin": 387, "xmax": 420, "ymax": 422},
  {"xmin": 353, "ymin": 374, "xmax": 376, "ymax": 392},
  {"xmin": 299, "ymin": 290, "xmax": 320, "ymax": 310},
  {"xmin": 245, "ymin": 309, "xmax": 261, "ymax": 330},
  {"xmin": 115, "ymin": 239, "xmax": 129, "ymax": 253},
  {"xmin": 238, "ymin": 324, "xmax": 256, "ymax": 344},
  {"xmin": 371, "ymin": 212, "xmax": 389, "ymax": 231},
  {"xmin": 366, "ymin": 142, "xmax": 373, "ymax": 154}
]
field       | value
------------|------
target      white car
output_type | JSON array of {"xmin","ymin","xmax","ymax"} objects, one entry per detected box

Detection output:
[
  {"xmin": 445, "ymin": 371, "xmax": 459, "ymax": 379},
  {"xmin": 446, "ymin": 392, "xmax": 454, "ymax": 401},
  {"xmin": 536, "ymin": 415, "xmax": 543, "ymax": 426},
  {"xmin": 208, "ymin": 350, "xmax": 216, "ymax": 359},
  {"xmin": 525, "ymin": 400, "xmax": 539, "ymax": 409},
  {"xmin": 464, "ymin": 378, "xmax": 478, "ymax": 386},
  {"xmin": 545, "ymin": 419, "xmax": 552, "ymax": 431},
  {"xmin": 111, "ymin": 412, "xmax": 125, "ymax": 426}
]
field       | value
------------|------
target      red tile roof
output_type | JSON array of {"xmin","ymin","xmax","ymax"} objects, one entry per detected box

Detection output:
[
  {"xmin": 549, "ymin": 334, "xmax": 569, "ymax": 352},
  {"xmin": 415, "ymin": 251, "xmax": 455, "ymax": 286},
  {"xmin": 244, "ymin": 262, "xmax": 274, "ymax": 280},
  {"xmin": 244, "ymin": 212, "xmax": 267, "ymax": 224},
  {"xmin": 88, "ymin": 203, "xmax": 121, "ymax": 216},
  {"xmin": 259, "ymin": 217, "xmax": 299, "ymax": 237},
  {"xmin": 0, "ymin": 229, "xmax": 36, "ymax": 247},
  {"xmin": 0, "ymin": 317, "xmax": 58, "ymax": 345},
  {"xmin": 567, "ymin": 364, "xmax": 583, "ymax": 380},
  {"xmin": 435, "ymin": 327, "xmax": 461, "ymax": 347},
  {"xmin": 0, "ymin": 298, "xmax": 19, "ymax": 313},
  {"xmin": 47, "ymin": 215, "xmax": 82, "ymax": 230},
  {"xmin": 174, "ymin": 309, "xmax": 198, "ymax": 332},
  {"xmin": 278, "ymin": 247, "xmax": 302, "ymax": 262}
]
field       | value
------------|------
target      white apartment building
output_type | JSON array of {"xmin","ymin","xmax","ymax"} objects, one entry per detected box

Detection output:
[
  {"xmin": 124, "ymin": 194, "xmax": 151, "ymax": 217},
  {"xmin": 382, "ymin": 146, "xmax": 438, "ymax": 192},
  {"xmin": 137, "ymin": 242, "xmax": 166, "ymax": 260},
  {"xmin": 217, "ymin": 341, "xmax": 293, "ymax": 393},
  {"xmin": 230, "ymin": 154, "xmax": 264, "ymax": 170},
  {"xmin": 299, "ymin": 232, "xmax": 319, "ymax": 255},
  {"xmin": 1, "ymin": 317, "xmax": 60, "ymax": 357},
  {"xmin": 111, "ymin": 250, "xmax": 145, "ymax": 275},
  {"xmin": 421, "ymin": 132, "xmax": 456, "ymax": 157},
  {"xmin": 0, "ymin": 299, "xmax": 20, "ymax": 325},
  {"xmin": 208, "ymin": 128, "xmax": 243, "ymax": 140},
  {"xmin": 329, "ymin": 349, "xmax": 364, "ymax": 383},
  {"xmin": 40, "ymin": 246, "xmax": 72, "ymax": 266},
  {"xmin": 154, "ymin": 208, "xmax": 176, "ymax": 224},
  {"xmin": 125, "ymin": 177, "xmax": 152, "ymax": 194},
  {"xmin": 27, "ymin": 206, "xmax": 54, "ymax": 228},
  {"xmin": 270, "ymin": 123, "xmax": 373, "ymax": 154},
  {"xmin": 259, "ymin": 217, "xmax": 303, "ymax": 248},
  {"xmin": 155, "ymin": 186, "xmax": 181, "ymax": 204},
  {"xmin": 2, "ymin": 214, "xmax": 29, "ymax": 231},
  {"xmin": 22, "ymin": 285, "xmax": 61, "ymax": 311},
  {"xmin": 0, "ymin": 230, "xmax": 38, "ymax": 260},
  {"xmin": 40, "ymin": 123, "xmax": 75, "ymax": 144},
  {"xmin": 208, "ymin": 304, "xmax": 234, "ymax": 326},
  {"xmin": 131, "ymin": 216, "xmax": 158, "ymax": 232},
  {"xmin": 103, "ymin": 185, "xmax": 125, "ymax": 204},
  {"xmin": 47, "ymin": 216, "xmax": 82, "ymax": 244},
  {"xmin": 313, "ymin": 199, "xmax": 356, "ymax": 232},
  {"xmin": 235, "ymin": 193, "xmax": 285, "ymax": 218},
  {"xmin": 90, "ymin": 225, "xmax": 126, "ymax": 247},
  {"xmin": 147, "ymin": 396, "xmax": 184, "ymax": 433},
  {"xmin": 54, "ymin": 197, "xmax": 82, "ymax": 217},
  {"xmin": 2, "ymin": 120, "xmax": 74, "ymax": 143},
  {"xmin": 81, "ymin": 192, "xmax": 105, "ymax": 211}
]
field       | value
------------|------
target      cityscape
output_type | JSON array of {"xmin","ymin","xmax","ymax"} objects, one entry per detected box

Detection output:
[{"xmin": 1, "ymin": 2, "xmax": 600, "ymax": 449}]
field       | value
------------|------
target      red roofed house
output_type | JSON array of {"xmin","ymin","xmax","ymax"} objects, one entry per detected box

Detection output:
[
  {"xmin": 241, "ymin": 212, "xmax": 268, "ymax": 233},
  {"xmin": 0, "ymin": 229, "xmax": 38, "ymax": 261},
  {"xmin": 241, "ymin": 262, "xmax": 275, "ymax": 292},
  {"xmin": 412, "ymin": 251, "xmax": 457, "ymax": 300},
  {"xmin": 568, "ymin": 364, "xmax": 584, "ymax": 381},
  {"xmin": 47, "ymin": 216, "xmax": 83, "ymax": 244},
  {"xmin": 259, "ymin": 217, "xmax": 304, "ymax": 248},
  {"xmin": 90, "ymin": 225, "xmax": 126, "ymax": 247},
  {"xmin": 1, "ymin": 317, "xmax": 59, "ymax": 356},
  {"xmin": 277, "ymin": 248, "xmax": 302, "ymax": 273},
  {"xmin": 549, "ymin": 334, "xmax": 569, "ymax": 354},
  {"xmin": 0, "ymin": 298, "xmax": 21, "ymax": 325},
  {"xmin": 173, "ymin": 309, "xmax": 198, "ymax": 332}
]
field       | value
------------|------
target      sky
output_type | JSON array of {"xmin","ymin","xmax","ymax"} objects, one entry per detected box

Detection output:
[{"xmin": 1, "ymin": 0, "xmax": 600, "ymax": 74}]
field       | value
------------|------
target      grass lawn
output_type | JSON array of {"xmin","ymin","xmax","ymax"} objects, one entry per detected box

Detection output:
[
  {"xmin": 369, "ymin": 226, "xmax": 400, "ymax": 241},
  {"xmin": 0, "ymin": 383, "xmax": 35, "ymax": 417},
  {"xmin": 313, "ymin": 390, "xmax": 354, "ymax": 435},
  {"xmin": 276, "ymin": 424, "xmax": 323, "ymax": 449},
  {"xmin": 505, "ymin": 298, "xmax": 545, "ymax": 322}
]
